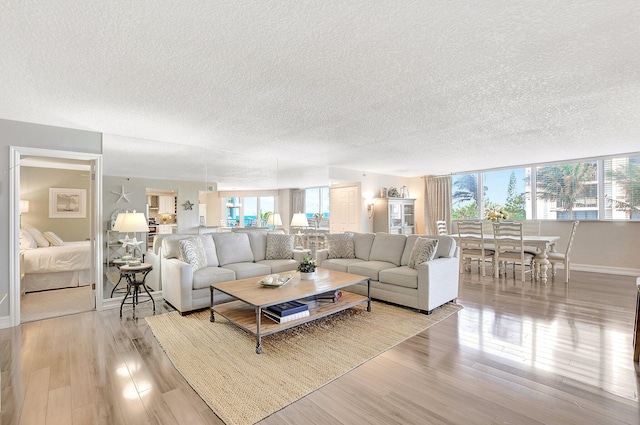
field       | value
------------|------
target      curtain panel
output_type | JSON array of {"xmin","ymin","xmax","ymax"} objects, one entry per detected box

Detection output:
[{"xmin": 423, "ymin": 175, "xmax": 452, "ymax": 235}]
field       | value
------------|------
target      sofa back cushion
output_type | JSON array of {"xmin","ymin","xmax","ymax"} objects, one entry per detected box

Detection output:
[
  {"xmin": 402, "ymin": 234, "xmax": 456, "ymax": 265},
  {"xmin": 369, "ymin": 233, "xmax": 407, "ymax": 266},
  {"xmin": 246, "ymin": 232, "xmax": 268, "ymax": 261},
  {"xmin": 266, "ymin": 233, "xmax": 294, "ymax": 260},
  {"xmin": 353, "ymin": 233, "xmax": 375, "ymax": 260},
  {"xmin": 212, "ymin": 232, "xmax": 254, "ymax": 266},
  {"xmin": 162, "ymin": 235, "xmax": 190, "ymax": 259},
  {"xmin": 200, "ymin": 235, "xmax": 219, "ymax": 267},
  {"xmin": 328, "ymin": 233, "xmax": 355, "ymax": 259}
]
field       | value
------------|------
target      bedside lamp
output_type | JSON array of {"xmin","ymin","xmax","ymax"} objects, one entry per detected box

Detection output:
[{"xmin": 290, "ymin": 213, "xmax": 309, "ymax": 249}]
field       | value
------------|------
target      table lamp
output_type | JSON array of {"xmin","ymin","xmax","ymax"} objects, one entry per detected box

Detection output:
[
  {"xmin": 290, "ymin": 213, "xmax": 309, "ymax": 249},
  {"xmin": 115, "ymin": 211, "xmax": 149, "ymax": 261},
  {"xmin": 267, "ymin": 213, "xmax": 283, "ymax": 229}
]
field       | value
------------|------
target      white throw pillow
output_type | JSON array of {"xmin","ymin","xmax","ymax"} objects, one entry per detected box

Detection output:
[
  {"xmin": 179, "ymin": 237, "xmax": 207, "ymax": 272},
  {"xmin": 20, "ymin": 228, "xmax": 37, "ymax": 250},
  {"xmin": 26, "ymin": 227, "xmax": 49, "ymax": 247},
  {"xmin": 409, "ymin": 237, "xmax": 439, "ymax": 269},
  {"xmin": 43, "ymin": 231, "xmax": 64, "ymax": 246},
  {"xmin": 265, "ymin": 234, "xmax": 294, "ymax": 260}
]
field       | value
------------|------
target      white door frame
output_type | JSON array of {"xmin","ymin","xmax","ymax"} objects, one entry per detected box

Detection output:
[{"xmin": 9, "ymin": 146, "xmax": 103, "ymax": 327}]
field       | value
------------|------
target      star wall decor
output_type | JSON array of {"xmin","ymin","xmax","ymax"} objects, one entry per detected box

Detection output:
[
  {"xmin": 182, "ymin": 200, "xmax": 194, "ymax": 210},
  {"xmin": 111, "ymin": 185, "xmax": 132, "ymax": 203}
]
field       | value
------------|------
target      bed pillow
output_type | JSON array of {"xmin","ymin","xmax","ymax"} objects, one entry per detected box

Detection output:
[
  {"xmin": 43, "ymin": 231, "xmax": 64, "ymax": 246},
  {"xmin": 25, "ymin": 227, "xmax": 49, "ymax": 247},
  {"xmin": 20, "ymin": 229, "xmax": 37, "ymax": 250},
  {"xmin": 265, "ymin": 233, "xmax": 294, "ymax": 260},
  {"xmin": 179, "ymin": 237, "xmax": 207, "ymax": 272},
  {"xmin": 409, "ymin": 237, "xmax": 439, "ymax": 269}
]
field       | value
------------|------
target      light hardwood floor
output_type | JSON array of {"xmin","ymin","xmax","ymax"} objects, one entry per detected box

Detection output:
[{"xmin": 1, "ymin": 270, "xmax": 638, "ymax": 424}]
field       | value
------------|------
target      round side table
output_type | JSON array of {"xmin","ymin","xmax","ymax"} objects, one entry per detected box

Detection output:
[{"xmin": 119, "ymin": 263, "xmax": 155, "ymax": 317}]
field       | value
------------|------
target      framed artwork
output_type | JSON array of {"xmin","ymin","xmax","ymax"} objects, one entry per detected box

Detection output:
[{"xmin": 49, "ymin": 188, "xmax": 86, "ymax": 218}]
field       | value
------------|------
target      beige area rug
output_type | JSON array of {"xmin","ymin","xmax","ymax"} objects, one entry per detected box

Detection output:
[
  {"xmin": 21, "ymin": 285, "xmax": 93, "ymax": 323},
  {"xmin": 146, "ymin": 301, "xmax": 462, "ymax": 425}
]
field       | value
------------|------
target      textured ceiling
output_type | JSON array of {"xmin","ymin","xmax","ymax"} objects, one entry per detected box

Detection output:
[{"xmin": 1, "ymin": 1, "xmax": 639, "ymax": 178}]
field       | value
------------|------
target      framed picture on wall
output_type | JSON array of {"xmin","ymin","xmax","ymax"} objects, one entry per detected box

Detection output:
[{"xmin": 49, "ymin": 188, "xmax": 86, "ymax": 218}]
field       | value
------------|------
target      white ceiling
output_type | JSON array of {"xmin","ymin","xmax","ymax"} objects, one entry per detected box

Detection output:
[{"xmin": 2, "ymin": 1, "xmax": 639, "ymax": 177}]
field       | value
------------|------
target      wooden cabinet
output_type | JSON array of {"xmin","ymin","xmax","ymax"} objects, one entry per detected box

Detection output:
[
  {"xmin": 158, "ymin": 196, "xmax": 176, "ymax": 214},
  {"xmin": 373, "ymin": 198, "xmax": 415, "ymax": 234}
]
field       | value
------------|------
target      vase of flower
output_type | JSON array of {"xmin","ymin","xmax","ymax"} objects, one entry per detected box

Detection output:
[{"xmin": 297, "ymin": 255, "xmax": 318, "ymax": 280}]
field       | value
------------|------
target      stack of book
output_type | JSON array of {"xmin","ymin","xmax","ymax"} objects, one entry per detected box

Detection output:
[
  {"xmin": 264, "ymin": 300, "xmax": 310, "ymax": 323},
  {"xmin": 303, "ymin": 290, "xmax": 343, "ymax": 303}
]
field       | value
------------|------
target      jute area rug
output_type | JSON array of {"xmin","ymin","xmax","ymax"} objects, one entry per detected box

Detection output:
[{"xmin": 146, "ymin": 301, "xmax": 462, "ymax": 425}]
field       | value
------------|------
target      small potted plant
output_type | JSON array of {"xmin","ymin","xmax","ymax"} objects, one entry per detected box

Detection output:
[{"xmin": 297, "ymin": 255, "xmax": 318, "ymax": 280}]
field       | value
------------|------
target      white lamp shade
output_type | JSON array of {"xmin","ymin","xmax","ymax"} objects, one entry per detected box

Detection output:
[
  {"xmin": 116, "ymin": 212, "xmax": 149, "ymax": 233},
  {"xmin": 290, "ymin": 213, "xmax": 309, "ymax": 227},
  {"xmin": 20, "ymin": 200, "xmax": 30, "ymax": 213},
  {"xmin": 267, "ymin": 213, "xmax": 282, "ymax": 226}
]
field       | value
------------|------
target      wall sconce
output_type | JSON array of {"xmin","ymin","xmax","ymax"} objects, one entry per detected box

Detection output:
[{"xmin": 364, "ymin": 196, "xmax": 376, "ymax": 219}]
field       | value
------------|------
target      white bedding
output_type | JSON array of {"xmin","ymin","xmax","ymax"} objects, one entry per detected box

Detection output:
[{"xmin": 22, "ymin": 241, "xmax": 91, "ymax": 274}]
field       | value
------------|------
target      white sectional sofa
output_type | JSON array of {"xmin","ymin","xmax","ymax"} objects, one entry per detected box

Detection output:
[
  {"xmin": 316, "ymin": 233, "xmax": 460, "ymax": 314},
  {"xmin": 160, "ymin": 231, "xmax": 307, "ymax": 314}
]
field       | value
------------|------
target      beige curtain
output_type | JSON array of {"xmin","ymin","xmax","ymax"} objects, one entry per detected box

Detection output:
[
  {"xmin": 291, "ymin": 189, "xmax": 305, "ymax": 215},
  {"xmin": 423, "ymin": 175, "xmax": 452, "ymax": 235}
]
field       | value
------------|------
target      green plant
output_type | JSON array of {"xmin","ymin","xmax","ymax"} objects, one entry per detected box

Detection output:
[{"xmin": 297, "ymin": 256, "xmax": 317, "ymax": 273}]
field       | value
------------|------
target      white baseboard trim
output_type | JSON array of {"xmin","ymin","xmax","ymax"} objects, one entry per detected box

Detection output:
[
  {"xmin": 572, "ymin": 263, "xmax": 640, "ymax": 277},
  {"xmin": 0, "ymin": 315, "xmax": 13, "ymax": 330}
]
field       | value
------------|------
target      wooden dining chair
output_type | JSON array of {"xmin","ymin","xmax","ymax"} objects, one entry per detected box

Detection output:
[
  {"xmin": 457, "ymin": 220, "xmax": 494, "ymax": 276},
  {"xmin": 436, "ymin": 220, "xmax": 448, "ymax": 235},
  {"xmin": 548, "ymin": 220, "xmax": 579, "ymax": 283},
  {"xmin": 492, "ymin": 221, "xmax": 535, "ymax": 282}
]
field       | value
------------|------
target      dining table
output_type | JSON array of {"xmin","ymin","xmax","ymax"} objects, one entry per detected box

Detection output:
[{"xmin": 455, "ymin": 233, "xmax": 561, "ymax": 283}]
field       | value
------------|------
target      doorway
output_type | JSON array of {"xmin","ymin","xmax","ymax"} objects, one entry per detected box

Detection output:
[{"xmin": 9, "ymin": 147, "xmax": 103, "ymax": 326}]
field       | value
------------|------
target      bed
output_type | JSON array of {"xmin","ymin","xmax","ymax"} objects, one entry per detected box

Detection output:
[{"xmin": 21, "ymin": 241, "xmax": 93, "ymax": 293}]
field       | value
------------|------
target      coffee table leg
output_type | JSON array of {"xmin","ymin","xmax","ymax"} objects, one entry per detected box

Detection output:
[
  {"xmin": 255, "ymin": 307, "xmax": 263, "ymax": 354},
  {"xmin": 210, "ymin": 287, "xmax": 215, "ymax": 322},
  {"xmin": 367, "ymin": 278, "xmax": 371, "ymax": 312}
]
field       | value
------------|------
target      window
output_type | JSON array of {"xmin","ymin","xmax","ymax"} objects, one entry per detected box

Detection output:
[
  {"xmin": 452, "ymin": 153, "xmax": 640, "ymax": 221},
  {"xmin": 305, "ymin": 187, "xmax": 330, "ymax": 219}
]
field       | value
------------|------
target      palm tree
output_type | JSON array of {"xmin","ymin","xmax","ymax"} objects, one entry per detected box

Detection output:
[
  {"xmin": 607, "ymin": 160, "xmax": 640, "ymax": 219},
  {"xmin": 537, "ymin": 162, "xmax": 597, "ymax": 219},
  {"xmin": 453, "ymin": 174, "xmax": 487, "ymax": 205}
]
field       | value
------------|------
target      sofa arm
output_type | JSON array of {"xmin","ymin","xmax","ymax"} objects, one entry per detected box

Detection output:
[
  {"xmin": 416, "ymin": 256, "xmax": 460, "ymax": 313},
  {"xmin": 162, "ymin": 258, "xmax": 195, "ymax": 313},
  {"xmin": 144, "ymin": 250, "xmax": 162, "ymax": 291},
  {"xmin": 316, "ymin": 249, "xmax": 329, "ymax": 265},
  {"xmin": 293, "ymin": 249, "xmax": 311, "ymax": 263}
]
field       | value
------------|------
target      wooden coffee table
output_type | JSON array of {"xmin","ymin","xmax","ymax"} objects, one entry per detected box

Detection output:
[{"xmin": 210, "ymin": 268, "xmax": 371, "ymax": 353}]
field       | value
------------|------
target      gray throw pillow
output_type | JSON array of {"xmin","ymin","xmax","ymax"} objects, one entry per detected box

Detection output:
[
  {"xmin": 179, "ymin": 237, "xmax": 207, "ymax": 272},
  {"xmin": 328, "ymin": 233, "xmax": 355, "ymax": 259},
  {"xmin": 265, "ymin": 234, "xmax": 294, "ymax": 260},
  {"xmin": 409, "ymin": 237, "xmax": 439, "ymax": 269}
]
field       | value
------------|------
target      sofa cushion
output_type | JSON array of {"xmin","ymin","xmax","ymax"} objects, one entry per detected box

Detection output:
[
  {"xmin": 266, "ymin": 233, "xmax": 294, "ymax": 260},
  {"xmin": 379, "ymin": 266, "xmax": 418, "ymax": 289},
  {"xmin": 353, "ymin": 233, "xmax": 375, "ymax": 260},
  {"xmin": 162, "ymin": 235, "xmax": 190, "ymax": 259},
  {"xmin": 322, "ymin": 258, "xmax": 364, "ymax": 273},
  {"xmin": 222, "ymin": 262, "xmax": 271, "ymax": 279},
  {"xmin": 212, "ymin": 232, "xmax": 254, "ymax": 266},
  {"xmin": 245, "ymin": 231, "xmax": 268, "ymax": 261},
  {"xmin": 368, "ymin": 233, "xmax": 406, "ymax": 266},
  {"xmin": 192, "ymin": 266, "xmax": 237, "ymax": 290},
  {"xmin": 347, "ymin": 261, "xmax": 397, "ymax": 281},
  {"xmin": 258, "ymin": 259, "xmax": 298, "ymax": 274},
  {"xmin": 409, "ymin": 237, "xmax": 439, "ymax": 269},
  {"xmin": 328, "ymin": 233, "xmax": 355, "ymax": 259},
  {"xmin": 179, "ymin": 238, "xmax": 207, "ymax": 272},
  {"xmin": 199, "ymin": 235, "xmax": 219, "ymax": 267}
]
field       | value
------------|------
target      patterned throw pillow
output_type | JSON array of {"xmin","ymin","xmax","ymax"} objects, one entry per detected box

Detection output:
[
  {"xmin": 328, "ymin": 233, "xmax": 355, "ymax": 259},
  {"xmin": 409, "ymin": 237, "xmax": 439, "ymax": 269},
  {"xmin": 265, "ymin": 234, "xmax": 294, "ymax": 260},
  {"xmin": 179, "ymin": 237, "xmax": 207, "ymax": 272}
]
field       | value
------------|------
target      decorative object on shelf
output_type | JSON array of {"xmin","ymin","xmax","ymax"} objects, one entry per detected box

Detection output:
[
  {"xmin": 260, "ymin": 211, "xmax": 272, "ymax": 227},
  {"xmin": 182, "ymin": 200, "xmax": 194, "ymax": 210},
  {"xmin": 401, "ymin": 185, "xmax": 410, "ymax": 198},
  {"xmin": 297, "ymin": 255, "xmax": 317, "ymax": 280},
  {"xmin": 486, "ymin": 208, "xmax": 509, "ymax": 222},
  {"xmin": 111, "ymin": 185, "xmax": 132, "ymax": 203},
  {"xmin": 387, "ymin": 187, "xmax": 400, "ymax": 198},
  {"xmin": 258, "ymin": 273, "xmax": 294, "ymax": 287},
  {"xmin": 49, "ymin": 188, "xmax": 87, "ymax": 218},
  {"xmin": 380, "ymin": 187, "xmax": 387, "ymax": 198}
]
